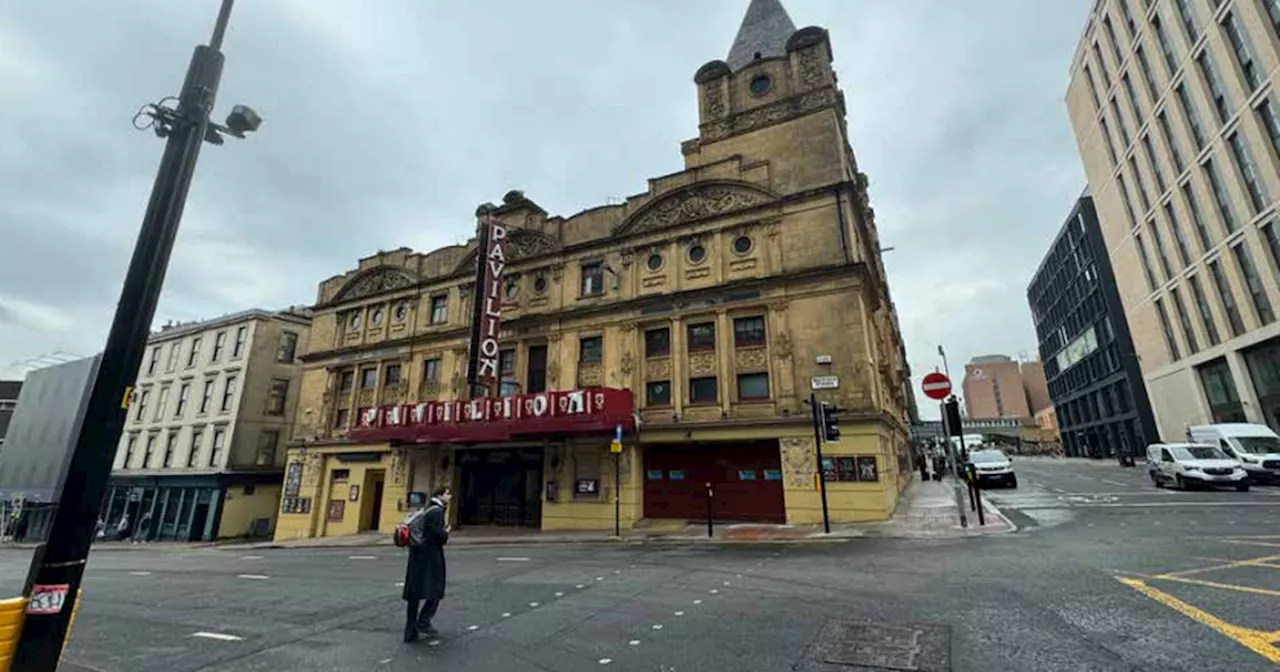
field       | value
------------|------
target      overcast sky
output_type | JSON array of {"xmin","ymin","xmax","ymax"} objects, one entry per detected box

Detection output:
[{"xmin": 0, "ymin": 0, "xmax": 1090, "ymax": 418}]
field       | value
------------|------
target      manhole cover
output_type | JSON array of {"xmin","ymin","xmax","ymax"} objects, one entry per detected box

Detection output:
[{"xmin": 807, "ymin": 620, "xmax": 950, "ymax": 671}]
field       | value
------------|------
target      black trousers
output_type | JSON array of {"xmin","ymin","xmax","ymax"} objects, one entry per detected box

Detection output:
[{"xmin": 405, "ymin": 598, "xmax": 440, "ymax": 638}]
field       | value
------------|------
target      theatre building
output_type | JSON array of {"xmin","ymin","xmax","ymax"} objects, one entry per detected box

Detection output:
[{"xmin": 274, "ymin": 0, "xmax": 913, "ymax": 541}]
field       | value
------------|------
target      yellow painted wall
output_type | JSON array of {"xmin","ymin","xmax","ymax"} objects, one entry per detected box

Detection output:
[
  {"xmin": 541, "ymin": 442, "xmax": 642, "ymax": 531},
  {"xmin": 219, "ymin": 483, "xmax": 282, "ymax": 539},
  {"xmin": 273, "ymin": 444, "xmax": 406, "ymax": 541},
  {"xmin": 781, "ymin": 420, "xmax": 905, "ymax": 525}
]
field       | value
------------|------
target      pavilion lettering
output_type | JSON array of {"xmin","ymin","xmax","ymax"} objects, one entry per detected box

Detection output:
[{"xmin": 475, "ymin": 222, "xmax": 508, "ymax": 383}]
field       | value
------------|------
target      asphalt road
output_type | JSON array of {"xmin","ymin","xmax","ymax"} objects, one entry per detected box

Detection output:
[{"xmin": 0, "ymin": 457, "xmax": 1277, "ymax": 671}]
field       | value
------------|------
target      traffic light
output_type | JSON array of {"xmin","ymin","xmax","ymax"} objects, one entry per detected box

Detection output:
[{"xmin": 819, "ymin": 402, "xmax": 840, "ymax": 442}]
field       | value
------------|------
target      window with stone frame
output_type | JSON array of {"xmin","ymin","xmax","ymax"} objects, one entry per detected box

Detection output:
[
  {"xmin": 257, "ymin": 430, "xmax": 280, "ymax": 466},
  {"xmin": 689, "ymin": 376, "xmax": 718, "ymax": 405},
  {"xmin": 267, "ymin": 378, "xmax": 290, "ymax": 416},
  {"xmin": 732, "ymin": 316, "xmax": 766, "ymax": 348},
  {"xmin": 644, "ymin": 327, "xmax": 670, "ymax": 358},
  {"xmin": 579, "ymin": 336, "xmax": 603, "ymax": 364},
  {"xmin": 737, "ymin": 372, "xmax": 770, "ymax": 401},
  {"xmin": 646, "ymin": 381, "xmax": 672, "ymax": 407},
  {"xmin": 429, "ymin": 295, "xmax": 448, "ymax": 324},
  {"xmin": 687, "ymin": 322, "xmax": 716, "ymax": 352},
  {"xmin": 383, "ymin": 363, "xmax": 402, "ymax": 387}
]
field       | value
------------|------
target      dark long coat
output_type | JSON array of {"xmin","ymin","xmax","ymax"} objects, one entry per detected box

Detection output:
[{"xmin": 402, "ymin": 503, "xmax": 448, "ymax": 602}]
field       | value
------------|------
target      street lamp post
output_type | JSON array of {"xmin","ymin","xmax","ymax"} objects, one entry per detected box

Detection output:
[{"xmin": 11, "ymin": 2, "xmax": 257, "ymax": 667}]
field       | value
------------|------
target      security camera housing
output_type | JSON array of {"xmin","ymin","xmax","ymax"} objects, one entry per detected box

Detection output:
[{"xmin": 225, "ymin": 105, "xmax": 262, "ymax": 135}]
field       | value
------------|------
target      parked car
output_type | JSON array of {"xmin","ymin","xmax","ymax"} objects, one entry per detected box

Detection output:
[
  {"xmin": 969, "ymin": 449, "xmax": 1016, "ymax": 488},
  {"xmin": 1146, "ymin": 443, "xmax": 1249, "ymax": 491},
  {"xmin": 1187, "ymin": 423, "xmax": 1280, "ymax": 484}
]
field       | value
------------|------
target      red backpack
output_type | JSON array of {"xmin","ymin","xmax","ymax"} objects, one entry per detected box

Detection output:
[{"xmin": 394, "ymin": 509, "xmax": 425, "ymax": 548}]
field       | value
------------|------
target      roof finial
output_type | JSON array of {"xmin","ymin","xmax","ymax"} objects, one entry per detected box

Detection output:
[{"xmin": 726, "ymin": 0, "xmax": 797, "ymax": 72}]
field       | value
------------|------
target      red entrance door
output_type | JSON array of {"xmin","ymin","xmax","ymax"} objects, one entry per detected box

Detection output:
[{"xmin": 643, "ymin": 441, "xmax": 785, "ymax": 524}]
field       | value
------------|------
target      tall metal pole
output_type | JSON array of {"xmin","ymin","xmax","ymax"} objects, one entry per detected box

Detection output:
[
  {"xmin": 12, "ymin": 3, "xmax": 235, "ymax": 668},
  {"xmin": 809, "ymin": 393, "xmax": 831, "ymax": 534}
]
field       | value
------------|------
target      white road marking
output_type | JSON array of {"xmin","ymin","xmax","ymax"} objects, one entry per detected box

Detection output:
[
  {"xmin": 554, "ymin": 591, "xmax": 564, "ymax": 597},
  {"xmin": 599, "ymin": 658, "xmax": 613, "ymax": 665},
  {"xmin": 576, "ymin": 584, "xmax": 585, "ymax": 589},
  {"xmin": 1014, "ymin": 501, "xmax": 1280, "ymax": 510},
  {"xmin": 674, "ymin": 611, "xmax": 684, "ymax": 616},
  {"xmin": 467, "ymin": 625, "xmax": 479, "ymax": 631},
  {"xmin": 379, "ymin": 658, "xmax": 392, "ymax": 665},
  {"xmin": 529, "ymin": 602, "xmax": 540, "ymax": 607},
  {"xmin": 502, "ymin": 612, "xmax": 511, "ymax": 618},
  {"xmin": 652, "ymin": 624, "xmax": 663, "ymax": 630},
  {"xmin": 595, "ymin": 577, "xmax": 604, "ymax": 581},
  {"xmin": 693, "ymin": 599, "xmax": 702, "ymax": 604},
  {"xmin": 722, "ymin": 581, "xmax": 731, "ymax": 586},
  {"xmin": 237, "ymin": 574, "xmax": 269, "ymax": 580},
  {"xmin": 1101, "ymin": 479, "xmax": 1127, "ymax": 487},
  {"xmin": 348, "ymin": 555, "xmax": 377, "ymax": 560},
  {"xmin": 497, "ymin": 557, "xmax": 530, "ymax": 562},
  {"xmin": 709, "ymin": 589, "xmax": 719, "ymax": 594},
  {"xmin": 240, "ymin": 555, "xmax": 263, "ymax": 560},
  {"xmin": 395, "ymin": 582, "xmax": 404, "ymax": 587},
  {"xmin": 428, "ymin": 640, "xmax": 441, "ymax": 647},
  {"xmin": 629, "ymin": 639, "xmax": 641, "ymax": 646},
  {"xmin": 1031, "ymin": 482, "xmax": 1045, "ymax": 488},
  {"xmin": 1050, "ymin": 487, "xmax": 1065, "ymax": 493},
  {"xmin": 128, "ymin": 571, "xmax": 152, "ymax": 576},
  {"xmin": 192, "ymin": 632, "xmax": 243, "ymax": 641},
  {"xmin": 614, "ymin": 570, "xmax": 621, "ymax": 574}
]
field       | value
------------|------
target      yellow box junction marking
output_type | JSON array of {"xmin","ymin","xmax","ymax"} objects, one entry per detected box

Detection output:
[{"xmin": 1116, "ymin": 577, "xmax": 1280, "ymax": 664}]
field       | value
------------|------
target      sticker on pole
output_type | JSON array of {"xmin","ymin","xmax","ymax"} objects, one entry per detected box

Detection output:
[
  {"xmin": 921, "ymin": 372, "xmax": 952, "ymax": 401},
  {"xmin": 27, "ymin": 584, "xmax": 70, "ymax": 615}
]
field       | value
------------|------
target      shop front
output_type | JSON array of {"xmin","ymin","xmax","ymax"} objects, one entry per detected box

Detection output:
[
  {"xmin": 103, "ymin": 472, "xmax": 282, "ymax": 542},
  {"xmin": 643, "ymin": 440, "xmax": 786, "ymax": 524}
]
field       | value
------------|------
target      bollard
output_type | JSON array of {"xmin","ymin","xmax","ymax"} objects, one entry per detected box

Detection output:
[{"xmin": 705, "ymin": 483, "xmax": 714, "ymax": 539}]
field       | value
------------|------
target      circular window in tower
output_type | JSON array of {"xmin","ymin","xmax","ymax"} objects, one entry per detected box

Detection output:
[
  {"xmin": 646, "ymin": 252, "xmax": 664, "ymax": 272},
  {"xmin": 534, "ymin": 276, "xmax": 548, "ymax": 294},
  {"xmin": 749, "ymin": 74, "xmax": 773, "ymax": 97},
  {"xmin": 688, "ymin": 244, "xmax": 707, "ymax": 265},
  {"xmin": 393, "ymin": 303, "xmax": 408, "ymax": 322},
  {"xmin": 370, "ymin": 308, "xmax": 384, "ymax": 326},
  {"xmin": 732, "ymin": 235, "xmax": 754, "ymax": 255}
]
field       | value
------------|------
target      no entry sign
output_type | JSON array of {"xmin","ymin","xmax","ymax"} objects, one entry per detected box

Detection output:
[{"xmin": 921, "ymin": 372, "xmax": 952, "ymax": 400}]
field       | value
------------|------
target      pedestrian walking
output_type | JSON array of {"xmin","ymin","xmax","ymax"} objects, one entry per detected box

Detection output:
[
  {"xmin": 116, "ymin": 514, "xmax": 131, "ymax": 542},
  {"xmin": 402, "ymin": 486, "xmax": 451, "ymax": 643}
]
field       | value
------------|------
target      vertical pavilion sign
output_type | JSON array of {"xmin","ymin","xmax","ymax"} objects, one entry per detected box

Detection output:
[{"xmin": 466, "ymin": 214, "xmax": 509, "ymax": 395}]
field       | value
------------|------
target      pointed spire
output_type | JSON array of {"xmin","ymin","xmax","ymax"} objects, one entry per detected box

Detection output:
[{"xmin": 725, "ymin": 0, "xmax": 798, "ymax": 72}]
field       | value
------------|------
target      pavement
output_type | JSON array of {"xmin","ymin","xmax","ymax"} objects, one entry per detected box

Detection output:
[{"xmin": 1, "ymin": 457, "xmax": 1279, "ymax": 670}]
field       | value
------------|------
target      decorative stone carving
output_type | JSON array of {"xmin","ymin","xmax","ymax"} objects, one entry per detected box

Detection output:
[
  {"xmin": 390, "ymin": 448, "xmax": 409, "ymax": 487},
  {"xmin": 620, "ymin": 352, "xmax": 634, "ymax": 376},
  {"xmin": 735, "ymin": 347, "xmax": 768, "ymax": 371},
  {"xmin": 797, "ymin": 46, "xmax": 827, "ymax": 89},
  {"xmin": 780, "ymin": 437, "xmax": 815, "ymax": 489},
  {"xmin": 357, "ymin": 388, "xmax": 376, "ymax": 407},
  {"xmin": 689, "ymin": 352, "xmax": 717, "ymax": 376},
  {"xmin": 302, "ymin": 453, "xmax": 324, "ymax": 487},
  {"xmin": 765, "ymin": 220, "xmax": 781, "ymax": 238},
  {"xmin": 646, "ymin": 357, "xmax": 671, "ymax": 380},
  {"xmin": 551, "ymin": 264, "xmax": 565, "ymax": 283},
  {"xmin": 332, "ymin": 266, "xmax": 417, "ymax": 302},
  {"xmin": 453, "ymin": 228, "xmax": 561, "ymax": 274},
  {"xmin": 620, "ymin": 249, "xmax": 634, "ymax": 269},
  {"xmin": 770, "ymin": 301, "xmax": 789, "ymax": 317},
  {"xmin": 704, "ymin": 83, "xmax": 726, "ymax": 118},
  {"xmin": 614, "ymin": 182, "xmax": 774, "ymax": 236},
  {"xmin": 547, "ymin": 360, "xmax": 561, "ymax": 386},
  {"xmin": 700, "ymin": 86, "xmax": 837, "ymax": 143},
  {"xmin": 774, "ymin": 332, "xmax": 793, "ymax": 360},
  {"xmin": 578, "ymin": 363, "xmax": 603, "ymax": 387},
  {"xmin": 418, "ymin": 380, "xmax": 441, "ymax": 399}
]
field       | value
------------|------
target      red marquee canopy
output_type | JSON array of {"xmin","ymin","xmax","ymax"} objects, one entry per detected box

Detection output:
[{"xmin": 347, "ymin": 387, "xmax": 635, "ymax": 444}]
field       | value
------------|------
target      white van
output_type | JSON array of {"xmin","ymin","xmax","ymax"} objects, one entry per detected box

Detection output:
[
  {"xmin": 1146, "ymin": 443, "xmax": 1249, "ymax": 491},
  {"xmin": 1187, "ymin": 423, "xmax": 1280, "ymax": 484}
]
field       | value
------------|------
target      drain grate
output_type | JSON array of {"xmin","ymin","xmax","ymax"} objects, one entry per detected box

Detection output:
[{"xmin": 806, "ymin": 619, "xmax": 950, "ymax": 671}]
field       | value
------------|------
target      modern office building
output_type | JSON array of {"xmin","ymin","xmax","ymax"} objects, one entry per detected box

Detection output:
[
  {"xmin": 0, "ymin": 380, "xmax": 20, "ymax": 448},
  {"xmin": 1028, "ymin": 194, "xmax": 1160, "ymax": 458},
  {"xmin": 962, "ymin": 355, "xmax": 1052, "ymax": 421},
  {"xmin": 276, "ymin": 0, "xmax": 914, "ymax": 542},
  {"xmin": 1066, "ymin": 0, "xmax": 1280, "ymax": 439},
  {"xmin": 105, "ymin": 309, "xmax": 311, "ymax": 541}
]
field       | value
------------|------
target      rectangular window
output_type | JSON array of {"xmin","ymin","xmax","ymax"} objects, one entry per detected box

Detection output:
[
  {"xmin": 1099, "ymin": 117, "xmax": 1120, "ymax": 166},
  {"xmin": 1267, "ymin": 0, "xmax": 1280, "ymax": 41},
  {"xmin": 736, "ymin": 373, "xmax": 770, "ymax": 401},
  {"xmin": 1130, "ymin": 157, "xmax": 1152, "ymax": 212},
  {"xmin": 1152, "ymin": 13, "xmax": 1178, "ymax": 74},
  {"xmin": 277, "ymin": 332, "xmax": 298, "ymax": 363},
  {"xmin": 176, "ymin": 383, "xmax": 190, "ymax": 418},
  {"xmin": 1149, "ymin": 218, "xmax": 1174, "ymax": 278},
  {"xmin": 267, "ymin": 378, "xmax": 290, "ymax": 416},
  {"xmin": 1222, "ymin": 11, "xmax": 1261, "ymax": 91},
  {"xmin": 579, "ymin": 335, "xmax": 603, "ymax": 364},
  {"xmin": 1233, "ymin": 243, "xmax": 1274, "ymax": 324},
  {"xmin": 1104, "ymin": 15, "xmax": 1124, "ymax": 62},
  {"xmin": 580, "ymin": 262, "xmax": 604, "ymax": 296},
  {"xmin": 526, "ymin": 345, "xmax": 547, "ymax": 394},
  {"xmin": 187, "ymin": 430, "xmax": 203, "ymax": 467},
  {"xmin": 1119, "ymin": 0, "xmax": 1136, "ymax": 35},
  {"xmin": 162, "ymin": 433, "xmax": 177, "ymax": 468},
  {"xmin": 1084, "ymin": 65, "xmax": 1102, "ymax": 109},
  {"xmin": 498, "ymin": 350, "xmax": 516, "ymax": 391},
  {"xmin": 644, "ymin": 327, "xmax": 671, "ymax": 358},
  {"xmin": 1154, "ymin": 298, "xmax": 1182, "ymax": 361},
  {"xmin": 1164, "ymin": 202, "xmax": 1192, "ymax": 264},
  {"xmin": 232, "ymin": 326, "xmax": 248, "ymax": 358},
  {"xmin": 1170, "ymin": 286, "xmax": 1200, "ymax": 354},
  {"xmin": 187, "ymin": 337, "xmax": 201, "ymax": 368},
  {"xmin": 165, "ymin": 343, "xmax": 180, "ymax": 373},
  {"xmin": 689, "ymin": 377, "xmax": 718, "ymax": 404},
  {"xmin": 1205, "ymin": 159, "xmax": 1239, "ymax": 232},
  {"xmin": 257, "ymin": 430, "xmax": 279, "ymax": 466},
  {"xmin": 1118, "ymin": 173, "xmax": 1138, "ymax": 225},
  {"xmin": 142, "ymin": 434, "xmax": 156, "ymax": 468},
  {"xmin": 1174, "ymin": 0, "xmax": 1198, "ymax": 41},
  {"xmin": 1258, "ymin": 98, "xmax": 1280, "ymax": 161},
  {"xmin": 210, "ymin": 429, "xmax": 225, "ymax": 468},
  {"xmin": 687, "ymin": 322, "xmax": 716, "ymax": 352},
  {"xmin": 146, "ymin": 347, "xmax": 160, "ymax": 376},
  {"xmin": 1209, "ymin": 258, "xmax": 1246, "ymax": 336},
  {"xmin": 384, "ymin": 363, "xmax": 402, "ymax": 386},
  {"xmin": 1143, "ymin": 135, "xmax": 1167, "ymax": 194},
  {"xmin": 1135, "ymin": 233, "xmax": 1158, "ymax": 289},
  {"xmin": 199, "ymin": 379, "xmax": 214, "ymax": 414},
  {"xmin": 1228, "ymin": 131, "xmax": 1269, "ymax": 213},
  {"xmin": 211, "ymin": 331, "xmax": 227, "ymax": 362},
  {"xmin": 123, "ymin": 435, "xmax": 137, "ymax": 469},
  {"xmin": 1196, "ymin": 52, "xmax": 1231, "ymax": 124},
  {"xmin": 1135, "ymin": 46, "xmax": 1158, "ymax": 99},
  {"xmin": 1111, "ymin": 98, "xmax": 1132, "ymax": 146},
  {"xmin": 422, "ymin": 358, "xmax": 441, "ymax": 383},
  {"xmin": 360, "ymin": 368, "xmax": 377, "ymax": 389},
  {"xmin": 1157, "ymin": 112, "xmax": 1185, "ymax": 174},
  {"xmin": 154, "ymin": 386, "xmax": 170, "ymax": 422},
  {"xmin": 1093, "ymin": 43, "xmax": 1112, "ymax": 89},
  {"xmin": 732, "ymin": 316, "xmax": 766, "ymax": 347},
  {"xmin": 338, "ymin": 370, "xmax": 355, "ymax": 391},
  {"xmin": 646, "ymin": 381, "xmax": 672, "ymax": 406},
  {"xmin": 1122, "ymin": 72, "xmax": 1143, "ymax": 122},
  {"xmin": 1182, "ymin": 182, "xmax": 1213, "ymax": 249},
  {"xmin": 1188, "ymin": 274, "xmax": 1222, "ymax": 345},
  {"xmin": 1262, "ymin": 221, "xmax": 1280, "ymax": 282},
  {"xmin": 334, "ymin": 408, "xmax": 350, "ymax": 430},
  {"xmin": 1176, "ymin": 83, "xmax": 1206, "ymax": 149},
  {"xmin": 220, "ymin": 374, "xmax": 237, "ymax": 412},
  {"xmin": 429, "ymin": 295, "xmax": 448, "ymax": 324}
]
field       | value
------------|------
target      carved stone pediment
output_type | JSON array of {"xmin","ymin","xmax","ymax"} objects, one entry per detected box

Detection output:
[
  {"xmin": 613, "ymin": 181, "xmax": 776, "ymax": 237},
  {"xmin": 332, "ymin": 266, "xmax": 418, "ymax": 302},
  {"xmin": 454, "ymin": 227, "xmax": 562, "ymax": 274}
]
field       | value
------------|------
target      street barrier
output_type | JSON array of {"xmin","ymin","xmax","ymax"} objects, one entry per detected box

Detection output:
[{"xmin": 0, "ymin": 596, "xmax": 28, "ymax": 671}]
